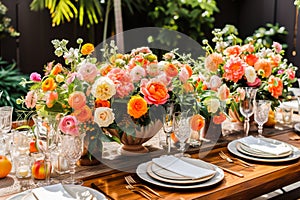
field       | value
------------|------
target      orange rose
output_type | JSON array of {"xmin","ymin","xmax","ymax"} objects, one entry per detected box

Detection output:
[
  {"xmin": 127, "ymin": 96, "xmax": 148, "ymax": 119},
  {"xmin": 190, "ymin": 114, "xmax": 205, "ymax": 131},
  {"xmin": 205, "ymin": 53, "xmax": 224, "ymax": 72},
  {"xmin": 81, "ymin": 43, "xmax": 94, "ymax": 55},
  {"xmin": 213, "ymin": 112, "xmax": 226, "ymax": 124},
  {"xmin": 68, "ymin": 91, "xmax": 87, "ymax": 110},
  {"xmin": 141, "ymin": 81, "xmax": 169, "ymax": 105},
  {"xmin": 268, "ymin": 75, "xmax": 283, "ymax": 98},
  {"xmin": 95, "ymin": 99, "xmax": 110, "ymax": 108},
  {"xmin": 245, "ymin": 54, "xmax": 258, "ymax": 66},
  {"xmin": 42, "ymin": 77, "xmax": 56, "ymax": 92},
  {"xmin": 72, "ymin": 105, "xmax": 92, "ymax": 122},
  {"xmin": 51, "ymin": 63, "xmax": 63, "ymax": 75},
  {"xmin": 164, "ymin": 63, "xmax": 178, "ymax": 77}
]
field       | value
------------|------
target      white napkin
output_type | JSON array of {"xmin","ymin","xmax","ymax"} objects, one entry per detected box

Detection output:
[
  {"xmin": 239, "ymin": 136, "xmax": 291, "ymax": 155},
  {"xmin": 32, "ymin": 183, "xmax": 74, "ymax": 200},
  {"xmin": 152, "ymin": 155, "xmax": 215, "ymax": 179}
]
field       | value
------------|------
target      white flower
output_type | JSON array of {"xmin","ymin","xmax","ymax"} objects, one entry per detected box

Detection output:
[
  {"xmin": 94, "ymin": 107, "xmax": 115, "ymax": 127},
  {"xmin": 91, "ymin": 77, "xmax": 116, "ymax": 100},
  {"xmin": 130, "ymin": 65, "xmax": 146, "ymax": 82},
  {"xmin": 209, "ymin": 75, "xmax": 222, "ymax": 90},
  {"xmin": 245, "ymin": 66, "xmax": 257, "ymax": 83},
  {"xmin": 204, "ymin": 98, "xmax": 220, "ymax": 113},
  {"xmin": 64, "ymin": 48, "xmax": 79, "ymax": 64}
]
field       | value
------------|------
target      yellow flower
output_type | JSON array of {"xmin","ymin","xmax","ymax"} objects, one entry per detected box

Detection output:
[
  {"xmin": 127, "ymin": 96, "xmax": 148, "ymax": 119},
  {"xmin": 81, "ymin": 43, "xmax": 94, "ymax": 55},
  {"xmin": 41, "ymin": 77, "xmax": 56, "ymax": 92}
]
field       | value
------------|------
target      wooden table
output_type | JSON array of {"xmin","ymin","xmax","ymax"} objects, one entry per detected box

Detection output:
[{"xmin": 2, "ymin": 124, "xmax": 300, "ymax": 200}]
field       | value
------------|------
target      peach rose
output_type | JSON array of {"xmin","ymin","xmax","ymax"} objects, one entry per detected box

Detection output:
[
  {"xmin": 94, "ymin": 107, "xmax": 115, "ymax": 127},
  {"xmin": 205, "ymin": 53, "xmax": 224, "ymax": 72},
  {"xmin": 190, "ymin": 114, "xmax": 205, "ymax": 131},
  {"xmin": 268, "ymin": 75, "xmax": 283, "ymax": 98},
  {"xmin": 72, "ymin": 105, "xmax": 92, "ymax": 122},
  {"xmin": 68, "ymin": 91, "xmax": 87, "ymax": 110},
  {"xmin": 141, "ymin": 81, "xmax": 169, "ymax": 105}
]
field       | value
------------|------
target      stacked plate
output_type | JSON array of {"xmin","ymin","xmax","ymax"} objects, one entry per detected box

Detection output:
[
  {"xmin": 228, "ymin": 136, "xmax": 300, "ymax": 162},
  {"xmin": 136, "ymin": 155, "xmax": 224, "ymax": 189}
]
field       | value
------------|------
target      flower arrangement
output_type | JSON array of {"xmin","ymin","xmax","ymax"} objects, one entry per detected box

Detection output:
[{"xmin": 200, "ymin": 27, "xmax": 297, "ymax": 121}]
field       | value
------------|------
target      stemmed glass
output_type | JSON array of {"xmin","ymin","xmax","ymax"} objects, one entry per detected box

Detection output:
[
  {"xmin": 0, "ymin": 106, "xmax": 14, "ymax": 155},
  {"xmin": 254, "ymin": 100, "xmax": 271, "ymax": 136},
  {"xmin": 173, "ymin": 111, "xmax": 191, "ymax": 157},
  {"xmin": 32, "ymin": 114, "xmax": 60, "ymax": 186},
  {"xmin": 239, "ymin": 87, "xmax": 258, "ymax": 136},
  {"xmin": 61, "ymin": 133, "xmax": 85, "ymax": 185},
  {"xmin": 162, "ymin": 103, "xmax": 174, "ymax": 154}
]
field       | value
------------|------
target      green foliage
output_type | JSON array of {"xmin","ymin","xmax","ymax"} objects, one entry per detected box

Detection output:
[
  {"xmin": 0, "ymin": 58, "xmax": 28, "ymax": 120},
  {"xmin": 0, "ymin": 1, "xmax": 19, "ymax": 39},
  {"xmin": 148, "ymin": 0, "xmax": 219, "ymax": 42}
]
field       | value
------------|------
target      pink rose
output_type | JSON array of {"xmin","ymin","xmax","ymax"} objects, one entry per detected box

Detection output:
[
  {"xmin": 247, "ymin": 77, "xmax": 261, "ymax": 87},
  {"xmin": 141, "ymin": 81, "xmax": 169, "ymax": 105},
  {"xmin": 59, "ymin": 115, "xmax": 79, "ymax": 136},
  {"xmin": 68, "ymin": 91, "xmax": 87, "ymax": 110},
  {"xmin": 30, "ymin": 72, "xmax": 41, "ymax": 82}
]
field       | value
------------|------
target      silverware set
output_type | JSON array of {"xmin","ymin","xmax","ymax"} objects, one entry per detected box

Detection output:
[{"xmin": 124, "ymin": 175, "xmax": 163, "ymax": 199}]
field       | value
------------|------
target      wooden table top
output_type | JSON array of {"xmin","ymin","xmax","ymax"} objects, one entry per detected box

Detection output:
[{"xmin": 2, "ymin": 123, "xmax": 300, "ymax": 200}]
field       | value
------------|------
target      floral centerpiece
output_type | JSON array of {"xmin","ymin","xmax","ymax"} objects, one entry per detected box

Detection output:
[
  {"xmin": 18, "ymin": 38, "xmax": 227, "ymax": 157},
  {"xmin": 199, "ymin": 27, "xmax": 297, "ymax": 123}
]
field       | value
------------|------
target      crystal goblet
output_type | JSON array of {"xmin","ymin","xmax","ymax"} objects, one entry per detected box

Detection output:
[
  {"xmin": 173, "ymin": 111, "xmax": 191, "ymax": 157},
  {"xmin": 162, "ymin": 103, "xmax": 174, "ymax": 154},
  {"xmin": 254, "ymin": 100, "xmax": 271, "ymax": 136}
]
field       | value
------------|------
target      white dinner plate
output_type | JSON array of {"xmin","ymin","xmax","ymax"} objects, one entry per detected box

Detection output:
[
  {"xmin": 228, "ymin": 138, "xmax": 300, "ymax": 163},
  {"xmin": 6, "ymin": 184, "xmax": 106, "ymax": 200},
  {"xmin": 136, "ymin": 160, "xmax": 224, "ymax": 189}
]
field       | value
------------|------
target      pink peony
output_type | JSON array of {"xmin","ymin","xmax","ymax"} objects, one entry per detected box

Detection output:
[
  {"xmin": 59, "ymin": 115, "xmax": 79, "ymax": 136},
  {"xmin": 25, "ymin": 91, "xmax": 37, "ymax": 109},
  {"xmin": 30, "ymin": 72, "xmax": 41, "ymax": 82}
]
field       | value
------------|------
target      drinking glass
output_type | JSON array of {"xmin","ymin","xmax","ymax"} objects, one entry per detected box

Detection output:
[
  {"xmin": 173, "ymin": 111, "xmax": 191, "ymax": 157},
  {"xmin": 161, "ymin": 103, "xmax": 174, "ymax": 154},
  {"xmin": 32, "ymin": 114, "xmax": 60, "ymax": 186},
  {"xmin": 254, "ymin": 100, "xmax": 271, "ymax": 136},
  {"xmin": 61, "ymin": 133, "xmax": 85, "ymax": 185},
  {"xmin": 0, "ymin": 106, "xmax": 13, "ymax": 134},
  {"xmin": 239, "ymin": 87, "xmax": 258, "ymax": 136}
]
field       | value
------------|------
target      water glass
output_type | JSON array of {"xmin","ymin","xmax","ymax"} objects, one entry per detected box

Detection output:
[
  {"xmin": 0, "ymin": 106, "xmax": 14, "ymax": 134},
  {"xmin": 254, "ymin": 100, "xmax": 271, "ymax": 135},
  {"xmin": 281, "ymin": 106, "xmax": 293, "ymax": 125},
  {"xmin": 16, "ymin": 155, "xmax": 32, "ymax": 179},
  {"xmin": 173, "ymin": 111, "xmax": 191, "ymax": 157}
]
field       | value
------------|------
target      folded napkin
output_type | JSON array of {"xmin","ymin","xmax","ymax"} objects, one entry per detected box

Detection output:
[
  {"xmin": 32, "ymin": 183, "xmax": 74, "ymax": 200},
  {"xmin": 239, "ymin": 136, "xmax": 291, "ymax": 155},
  {"xmin": 152, "ymin": 155, "xmax": 215, "ymax": 179}
]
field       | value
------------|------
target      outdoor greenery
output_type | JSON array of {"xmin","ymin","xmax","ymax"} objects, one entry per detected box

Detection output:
[{"xmin": 0, "ymin": 1, "xmax": 19, "ymax": 39}]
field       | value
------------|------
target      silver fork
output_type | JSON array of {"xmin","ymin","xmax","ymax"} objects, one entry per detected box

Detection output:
[
  {"xmin": 219, "ymin": 151, "xmax": 254, "ymax": 168},
  {"xmin": 124, "ymin": 175, "xmax": 163, "ymax": 198},
  {"xmin": 125, "ymin": 185, "xmax": 153, "ymax": 200}
]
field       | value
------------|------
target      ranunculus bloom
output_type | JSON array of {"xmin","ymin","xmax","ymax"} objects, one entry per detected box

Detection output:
[
  {"xmin": 91, "ymin": 77, "xmax": 116, "ymax": 100},
  {"xmin": 30, "ymin": 72, "xmax": 41, "ymax": 82},
  {"xmin": 205, "ymin": 53, "xmax": 224, "ymax": 72},
  {"xmin": 68, "ymin": 91, "xmax": 86, "ymax": 110},
  {"xmin": 73, "ymin": 105, "xmax": 92, "ymax": 122},
  {"xmin": 59, "ymin": 115, "xmax": 79, "ymax": 136},
  {"xmin": 245, "ymin": 66, "xmax": 257, "ymax": 83},
  {"xmin": 213, "ymin": 112, "xmax": 227, "ymax": 124},
  {"xmin": 272, "ymin": 41, "xmax": 282, "ymax": 53},
  {"xmin": 146, "ymin": 63, "xmax": 160, "ymax": 77},
  {"xmin": 224, "ymin": 45, "xmax": 242, "ymax": 56},
  {"xmin": 25, "ymin": 90, "xmax": 37, "ymax": 109},
  {"xmin": 164, "ymin": 63, "xmax": 178, "ymax": 77},
  {"xmin": 94, "ymin": 107, "xmax": 115, "ymax": 127},
  {"xmin": 51, "ymin": 63, "xmax": 63, "ymax": 75},
  {"xmin": 287, "ymin": 68, "xmax": 295, "ymax": 80},
  {"xmin": 127, "ymin": 96, "xmax": 148, "ymax": 118},
  {"xmin": 141, "ymin": 81, "xmax": 169, "ymax": 105},
  {"xmin": 42, "ymin": 77, "xmax": 57, "ymax": 92},
  {"xmin": 183, "ymin": 64, "xmax": 193, "ymax": 77},
  {"xmin": 81, "ymin": 43, "xmax": 95, "ymax": 55},
  {"xmin": 46, "ymin": 91, "xmax": 58, "ymax": 108},
  {"xmin": 223, "ymin": 56, "xmax": 246, "ymax": 83},
  {"xmin": 268, "ymin": 75, "xmax": 283, "ymax": 98},
  {"xmin": 78, "ymin": 62, "xmax": 98, "ymax": 83},
  {"xmin": 107, "ymin": 68, "xmax": 134, "ymax": 98},
  {"xmin": 245, "ymin": 54, "xmax": 258, "ymax": 66},
  {"xmin": 179, "ymin": 67, "xmax": 189, "ymax": 83},
  {"xmin": 204, "ymin": 98, "xmax": 220, "ymax": 113},
  {"xmin": 130, "ymin": 65, "xmax": 146, "ymax": 82},
  {"xmin": 218, "ymin": 84, "xmax": 230, "ymax": 101},
  {"xmin": 190, "ymin": 114, "xmax": 205, "ymax": 131},
  {"xmin": 254, "ymin": 58, "xmax": 272, "ymax": 78},
  {"xmin": 95, "ymin": 99, "xmax": 110, "ymax": 108},
  {"xmin": 209, "ymin": 75, "xmax": 222, "ymax": 91}
]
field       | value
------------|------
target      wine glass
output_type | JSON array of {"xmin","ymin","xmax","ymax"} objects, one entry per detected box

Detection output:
[
  {"xmin": 0, "ymin": 106, "xmax": 14, "ymax": 155},
  {"xmin": 32, "ymin": 114, "xmax": 60, "ymax": 186},
  {"xmin": 162, "ymin": 103, "xmax": 174, "ymax": 154},
  {"xmin": 254, "ymin": 100, "xmax": 271, "ymax": 136},
  {"xmin": 173, "ymin": 111, "xmax": 191, "ymax": 157},
  {"xmin": 61, "ymin": 133, "xmax": 85, "ymax": 185},
  {"xmin": 239, "ymin": 87, "xmax": 258, "ymax": 136}
]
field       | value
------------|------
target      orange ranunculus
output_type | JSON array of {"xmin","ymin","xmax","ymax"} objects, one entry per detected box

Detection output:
[
  {"xmin": 51, "ymin": 63, "xmax": 63, "ymax": 75},
  {"xmin": 95, "ymin": 99, "xmax": 110, "ymax": 108},
  {"xmin": 42, "ymin": 77, "xmax": 57, "ymax": 92},
  {"xmin": 245, "ymin": 54, "xmax": 258, "ymax": 66},
  {"xmin": 205, "ymin": 52, "xmax": 224, "ymax": 72},
  {"xmin": 268, "ymin": 75, "xmax": 283, "ymax": 98},
  {"xmin": 184, "ymin": 64, "xmax": 193, "ymax": 77},
  {"xmin": 213, "ymin": 112, "xmax": 227, "ymax": 124},
  {"xmin": 46, "ymin": 91, "xmax": 58, "ymax": 108},
  {"xmin": 141, "ymin": 81, "xmax": 169, "ymax": 105},
  {"xmin": 190, "ymin": 114, "xmax": 205, "ymax": 131},
  {"xmin": 68, "ymin": 91, "xmax": 87, "ymax": 110},
  {"xmin": 254, "ymin": 58, "xmax": 272, "ymax": 78},
  {"xmin": 164, "ymin": 63, "xmax": 178, "ymax": 77},
  {"xmin": 127, "ymin": 96, "xmax": 148, "ymax": 119},
  {"xmin": 72, "ymin": 105, "xmax": 92, "ymax": 122},
  {"xmin": 100, "ymin": 64, "xmax": 113, "ymax": 76},
  {"xmin": 81, "ymin": 43, "xmax": 94, "ymax": 55},
  {"xmin": 224, "ymin": 45, "xmax": 242, "ymax": 56}
]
